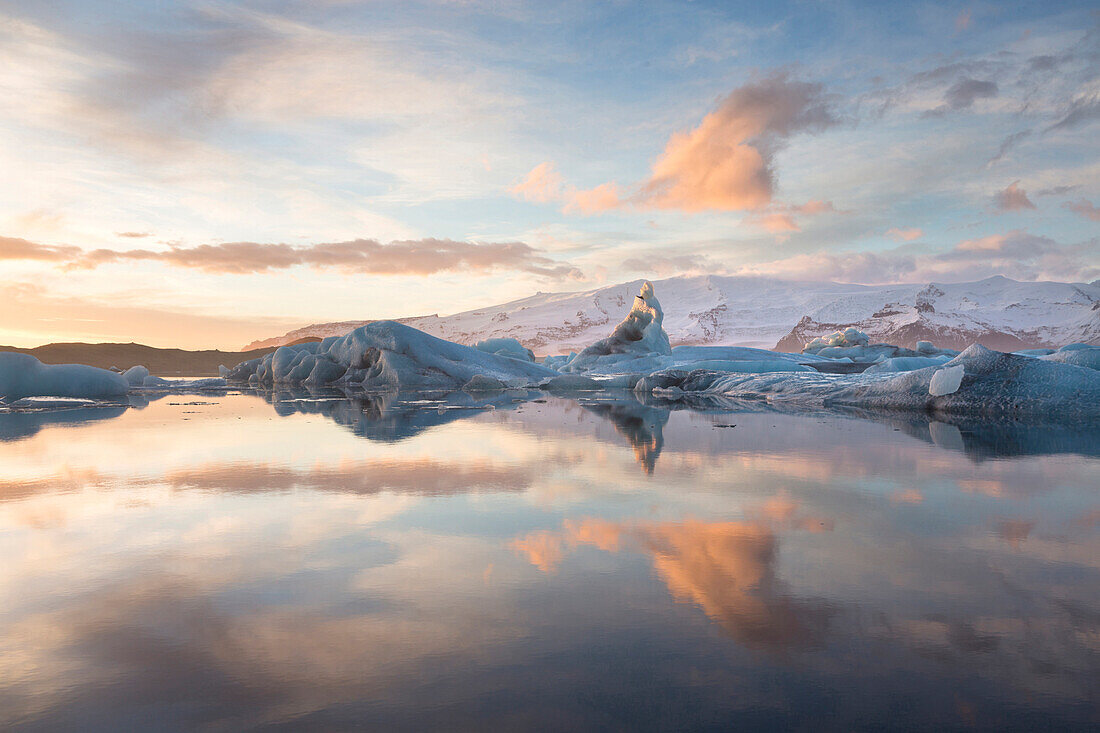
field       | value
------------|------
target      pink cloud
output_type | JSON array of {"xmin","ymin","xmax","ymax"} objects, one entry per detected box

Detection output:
[
  {"xmin": 744, "ymin": 200, "xmax": 840, "ymax": 234},
  {"xmin": 955, "ymin": 9, "xmax": 972, "ymax": 32},
  {"xmin": 634, "ymin": 74, "xmax": 836, "ymax": 212},
  {"xmin": 994, "ymin": 181, "xmax": 1036, "ymax": 212},
  {"xmin": 509, "ymin": 162, "xmax": 563, "ymax": 203},
  {"xmin": 6, "ymin": 236, "xmax": 583, "ymax": 279},
  {"xmin": 731, "ymin": 230, "xmax": 1098, "ymax": 284},
  {"xmin": 750, "ymin": 212, "xmax": 800, "ymax": 233},
  {"xmin": 0, "ymin": 235, "xmax": 80, "ymax": 261},
  {"xmin": 1066, "ymin": 199, "xmax": 1100, "ymax": 221},
  {"xmin": 528, "ymin": 76, "xmax": 837, "ymax": 217},
  {"xmin": 885, "ymin": 227, "xmax": 923, "ymax": 242},
  {"xmin": 563, "ymin": 182, "xmax": 622, "ymax": 215}
]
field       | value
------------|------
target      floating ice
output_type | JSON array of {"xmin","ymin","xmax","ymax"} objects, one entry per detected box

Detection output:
[
  {"xmin": 543, "ymin": 374, "xmax": 602, "ymax": 392},
  {"xmin": 803, "ymin": 327, "xmax": 869, "ymax": 352},
  {"xmin": 0, "ymin": 353, "xmax": 129, "ymax": 401},
  {"xmin": 562, "ymin": 281, "xmax": 671, "ymax": 373},
  {"xmin": 463, "ymin": 374, "xmax": 506, "ymax": 392},
  {"xmin": 865, "ymin": 355, "xmax": 953, "ymax": 373},
  {"xmin": 224, "ymin": 320, "xmax": 556, "ymax": 391},
  {"xmin": 123, "ymin": 365, "xmax": 150, "ymax": 386},
  {"xmin": 634, "ymin": 344, "xmax": 1100, "ymax": 418}
]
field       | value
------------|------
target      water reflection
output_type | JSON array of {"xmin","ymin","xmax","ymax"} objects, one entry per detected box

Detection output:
[
  {"xmin": 578, "ymin": 398, "xmax": 667, "ymax": 474},
  {"xmin": 1, "ymin": 392, "xmax": 1098, "ymax": 729},
  {"xmin": 0, "ymin": 404, "xmax": 128, "ymax": 441},
  {"xmin": 514, "ymin": 518, "xmax": 833, "ymax": 651}
]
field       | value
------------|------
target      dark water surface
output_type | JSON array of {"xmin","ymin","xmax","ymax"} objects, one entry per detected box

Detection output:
[{"xmin": 1, "ymin": 391, "xmax": 1098, "ymax": 731}]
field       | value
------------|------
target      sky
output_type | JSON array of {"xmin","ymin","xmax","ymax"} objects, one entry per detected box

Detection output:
[{"xmin": 1, "ymin": 0, "xmax": 1098, "ymax": 349}]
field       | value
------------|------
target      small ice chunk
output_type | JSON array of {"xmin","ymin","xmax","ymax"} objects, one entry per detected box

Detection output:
[
  {"xmin": 123, "ymin": 365, "xmax": 150, "ymax": 386},
  {"xmin": 929, "ymin": 364, "xmax": 965, "ymax": 396},
  {"xmin": 463, "ymin": 374, "xmax": 506, "ymax": 392},
  {"xmin": 543, "ymin": 374, "xmax": 602, "ymax": 391}
]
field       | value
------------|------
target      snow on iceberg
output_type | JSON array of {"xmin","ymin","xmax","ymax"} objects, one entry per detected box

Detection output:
[
  {"xmin": 634, "ymin": 344, "xmax": 1100, "ymax": 418},
  {"xmin": 0, "ymin": 353, "xmax": 129, "ymax": 401},
  {"xmin": 1040, "ymin": 343, "xmax": 1100, "ymax": 371},
  {"xmin": 474, "ymin": 338, "xmax": 535, "ymax": 362},
  {"xmin": 802, "ymin": 328, "xmax": 957, "ymax": 363},
  {"xmin": 804, "ymin": 327, "xmax": 870, "ymax": 351},
  {"xmin": 864, "ymin": 355, "xmax": 953, "ymax": 373},
  {"xmin": 224, "ymin": 320, "xmax": 557, "ymax": 391}
]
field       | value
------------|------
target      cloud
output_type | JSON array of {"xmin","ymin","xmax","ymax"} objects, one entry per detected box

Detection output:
[
  {"xmin": 563, "ymin": 182, "xmax": 622, "ymax": 215},
  {"xmin": 748, "ymin": 212, "xmax": 800, "ymax": 233},
  {"xmin": 994, "ymin": 181, "xmax": 1036, "ymax": 212},
  {"xmin": 731, "ymin": 230, "xmax": 1098, "ymax": 284},
  {"xmin": 115, "ymin": 231, "xmax": 152, "ymax": 238},
  {"xmin": 955, "ymin": 9, "xmax": 972, "ymax": 32},
  {"xmin": 509, "ymin": 162, "xmax": 562, "ymax": 203},
  {"xmin": 11, "ymin": 237, "xmax": 585, "ymax": 279},
  {"xmin": 1048, "ymin": 93, "xmax": 1100, "ymax": 131},
  {"xmin": 922, "ymin": 78, "xmax": 998, "ymax": 117},
  {"xmin": 538, "ymin": 75, "xmax": 838, "ymax": 217},
  {"xmin": 1065, "ymin": 199, "xmax": 1100, "ymax": 221},
  {"xmin": 886, "ymin": 227, "xmax": 923, "ymax": 242},
  {"xmin": 620, "ymin": 254, "xmax": 716, "ymax": 277},
  {"xmin": 1035, "ymin": 185, "xmax": 1078, "ymax": 197},
  {"xmin": 986, "ymin": 130, "xmax": 1030, "ymax": 166},
  {"xmin": 632, "ymin": 74, "xmax": 837, "ymax": 212},
  {"xmin": 0, "ymin": 235, "xmax": 80, "ymax": 261},
  {"xmin": 744, "ymin": 199, "xmax": 842, "ymax": 234}
]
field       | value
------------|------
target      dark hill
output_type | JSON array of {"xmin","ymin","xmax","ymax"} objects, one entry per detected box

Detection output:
[{"xmin": 0, "ymin": 337, "xmax": 320, "ymax": 376}]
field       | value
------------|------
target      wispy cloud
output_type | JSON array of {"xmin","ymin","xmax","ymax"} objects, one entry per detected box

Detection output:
[
  {"xmin": 885, "ymin": 227, "xmax": 923, "ymax": 242},
  {"xmin": 0, "ymin": 236, "xmax": 79, "ymax": 261},
  {"xmin": 1065, "ymin": 199, "xmax": 1100, "ymax": 221},
  {"xmin": 993, "ymin": 181, "xmax": 1036, "ymax": 212},
  {"xmin": 2, "ymin": 237, "xmax": 583, "ymax": 279},
  {"xmin": 731, "ymin": 230, "xmax": 1098, "ymax": 283}
]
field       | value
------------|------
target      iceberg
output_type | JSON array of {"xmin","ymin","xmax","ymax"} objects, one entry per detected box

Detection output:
[
  {"xmin": 634, "ymin": 344, "xmax": 1100, "ymax": 418},
  {"xmin": 224, "ymin": 320, "xmax": 556, "ymax": 391},
  {"xmin": 864, "ymin": 355, "xmax": 953, "ymax": 373},
  {"xmin": 801, "ymin": 328, "xmax": 957, "ymax": 363},
  {"xmin": 803, "ymin": 327, "xmax": 870, "ymax": 352},
  {"xmin": 0, "ymin": 353, "xmax": 129, "ymax": 402},
  {"xmin": 562, "ymin": 281, "xmax": 672, "ymax": 373}
]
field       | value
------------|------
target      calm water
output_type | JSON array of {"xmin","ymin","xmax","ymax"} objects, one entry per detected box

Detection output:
[{"xmin": 1, "ymin": 390, "xmax": 1098, "ymax": 731}]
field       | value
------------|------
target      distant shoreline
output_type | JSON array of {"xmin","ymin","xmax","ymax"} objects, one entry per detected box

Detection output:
[{"xmin": 0, "ymin": 338, "xmax": 319, "ymax": 377}]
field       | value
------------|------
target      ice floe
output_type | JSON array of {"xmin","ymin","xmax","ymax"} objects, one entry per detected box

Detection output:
[
  {"xmin": 0, "ymin": 353, "xmax": 129, "ymax": 402},
  {"xmin": 225, "ymin": 320, "xmax": 556, "ymax": 391},
  {"xmin": 634, "ymin": 344, "xmax": 1100, "ymax": 418}
]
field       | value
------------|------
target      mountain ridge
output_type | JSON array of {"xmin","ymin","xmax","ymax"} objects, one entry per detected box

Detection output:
[{"xmin": 243, "ymin": 275, "xmax": 1100, "ymax": 354}]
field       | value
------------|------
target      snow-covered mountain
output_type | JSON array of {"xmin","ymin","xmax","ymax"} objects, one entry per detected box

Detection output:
[{"xmin": 243, "ymin": 275, "xmax": 1100, "ymax": 354}]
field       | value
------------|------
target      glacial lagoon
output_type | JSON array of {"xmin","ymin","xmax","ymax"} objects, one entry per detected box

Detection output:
[{"xmin": 1, "ymin": 390, "xmax": 1098, "ymax": 730}]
